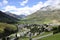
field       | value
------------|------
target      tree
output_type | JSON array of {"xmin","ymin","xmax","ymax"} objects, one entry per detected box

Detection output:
[{"xmin": 30, "ymin": 27, "xmax": 39, "ymax": 35}]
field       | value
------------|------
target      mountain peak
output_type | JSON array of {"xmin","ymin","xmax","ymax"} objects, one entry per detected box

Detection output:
[{"xmin": 40, "ymin": 3, "xmax": 60, "ymax": 11}]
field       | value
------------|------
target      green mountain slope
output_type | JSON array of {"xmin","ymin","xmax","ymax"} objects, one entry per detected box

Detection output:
[{"xmin": 25, "ymin": 9, "xmax": 60, "ymax": 24}]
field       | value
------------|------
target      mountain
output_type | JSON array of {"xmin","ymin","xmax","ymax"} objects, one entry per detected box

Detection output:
[
  {"xmin": 5, "ymin": 12, "xmax": 21, "ymax": 19},
  {"xmin": 19, "ymin": 14, "xmax": 27, "ymax": 19},
  {"xmin": 0, "ymin": 11, "xmax": 19, "ymax": 24},
  {"xmin": 5, "ymin": 12, "xmax": 26, "ymax": 19},
  {"xmin": 25, "ymin": 5, "xmax": 60, "ymax": 24}
]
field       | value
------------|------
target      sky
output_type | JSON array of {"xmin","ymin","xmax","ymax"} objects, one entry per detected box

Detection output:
[{"xmin": 0, "ymin": 0, "xmax": 60, "ymax": 15}]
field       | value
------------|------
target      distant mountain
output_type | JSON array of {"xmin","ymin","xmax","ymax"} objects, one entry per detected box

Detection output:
[
  {"xmin": 5, "ymin": 12, "xmax": 20, "ymax": 19},
  {"xmin": 5, "ymin": 12, "xmax": 26, "ymax": 19},
  {"xmin": 25, "ymin": 5, "xmax": 60, "ymax": 24},
  {"xmin": 19, "ymin": 14, "xmax": 26, "ymax": 19}
]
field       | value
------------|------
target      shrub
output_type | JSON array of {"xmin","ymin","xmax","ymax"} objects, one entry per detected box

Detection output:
[
  {"xmin": 53, "ymin": 25, "xmax": 60, "ymax": 34},
  {"xmin": 57, "ymin": 25, "xmax": 60, "ymax": 32},
  {"xmin": 52, "ymin": 27, "xmax": 57, "ymax": 31},
  {"xmin": 52, "ymin": 27, "xmax": 58, "ymax": 34},
  {"xmin": 53, "ymin": 30, "xmax": 59, "ymax": 34}
]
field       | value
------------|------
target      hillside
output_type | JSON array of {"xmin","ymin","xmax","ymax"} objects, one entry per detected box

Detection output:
[
  {"xmin": 25, "ymin": 7, "xmax": 60, "ymax": 24},
  {"xmin": 0, "ymin": 11, "xmax": 19, "ymax": 24}
]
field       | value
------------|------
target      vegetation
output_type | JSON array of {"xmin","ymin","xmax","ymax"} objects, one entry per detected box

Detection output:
[
  {"xmin": 18, "ymin": 37, "xmax": 29, "ymax": 40},
  {"xmin": 51, "ymin": 25, "xmax": 60, "ymax": 34},
  {"xmin": 38, "ymin": 33, "xmax": 60, "ymax": 40},
  {"xmin": 30, "ymin": 27, "xmax": 39, "ymax": 34},
  {"xmin": 0, "ymin": 23, "xmax": 17, "ymax": 38},
  {"xmin": 32, "ymin": 32, "xmax": 52, "ymax": 38}
]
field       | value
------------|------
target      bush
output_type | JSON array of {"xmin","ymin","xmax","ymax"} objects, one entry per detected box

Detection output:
[
  {"xmin": 53, "ymin": 30, "xmax": 59, "ymax": 34},
  {"xmin": 52, "ymin": 27, "xmax": 57, "ymax": 31},
  {"xmin": 52, "ymin": 27, "xmax": 58, "ymax": 34},
  {"xmin": 53, "ymin": 25, "xmax": 60, "ymax": 34},
  {"xmin": 57, "ymin": 25, "xmax": 60, "ymax": 32}
]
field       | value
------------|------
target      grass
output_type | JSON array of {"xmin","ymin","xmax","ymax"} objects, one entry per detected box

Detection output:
[
  {"xmin": 18, "ymin": 37, "xmax": 29, "ymax": 40},
  {"xmin": 32, "ymin": 32, "xmax": 52, "ymax": 38},
  {"xmin": 38, "ymin": 33, "xmax": 60, "ymax": 40},
  {"xmin": 0, "ymin": 23, "xmax": 17, "ymax": 33}
]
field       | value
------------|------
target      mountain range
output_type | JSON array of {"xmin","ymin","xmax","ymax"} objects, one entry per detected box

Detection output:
[
  {"xmin": 5, "ymin": 11, "xmax": 26, "ymax": 19},
  {"xmin": 25, "ymin": 5, "xmax": 60, "ymax": 24}
]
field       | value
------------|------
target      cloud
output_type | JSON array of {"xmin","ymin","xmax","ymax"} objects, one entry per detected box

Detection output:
[
  {"xmin": 3, "ymin": 0, "xmax": 8, "ymax": 5},
  {"xmin": 2, "ymin": 1, "xmax": 43, "ymax": 15},
  {"xmin": 43, "ymin": 0, "xmax": 60, "ymax": 7},
  {"xmin": 43, "ymin": 0, "xmax": 60, "ymax": 9},
  {"xmin": 20, "ymin": 0, "xmax": 28, "ymax": 6},
  {"xmin": 2, "ymin": 0, "xmax": 60, "ymax": 15},
  {"xmin": 0, "ymin": 2, "xmax": 2, "ymax": 6},
  {"xmin": 0, "ymin": 0, "xmax": 8, "ymax": 7},
  {"xmin": 3, "ymin": 5, "xmax": 17, "ymax": 11}
]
